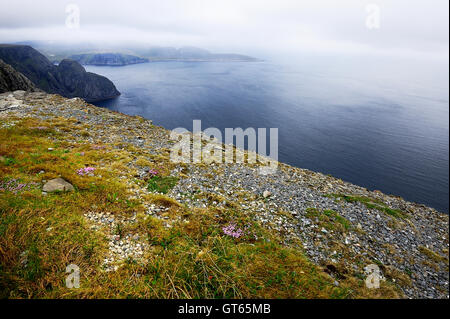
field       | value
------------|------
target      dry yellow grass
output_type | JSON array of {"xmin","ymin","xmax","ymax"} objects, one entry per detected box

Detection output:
[{"xmin": 0, "ymin": 116, "xmax": 402, "ymax": 299}]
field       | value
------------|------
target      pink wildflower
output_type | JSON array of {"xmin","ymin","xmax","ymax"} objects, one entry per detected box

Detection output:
[
  {"xmin": 222, "ymin": 223, "xmax": 245, "ymax": 239},
  {"xmin": 0, "ymin": 179, "xmax": 38, "ymax": 194},
  {"xmin": 149, "ymin": 169, "xmax": 159, "ymax": 177},
  {"xmin": 91, "ymin": 145, "xmax": 106, "ymax": 150},
  {"xmin": 76, "ymin": 167, "xmax": 96, "ymax": 176}
]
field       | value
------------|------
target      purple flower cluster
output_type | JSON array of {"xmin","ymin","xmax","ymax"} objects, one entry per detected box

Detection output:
[
  {"xmin": 76, "ymin": 167, "xmax": 96, "ymax": 176},
  {"xmin": 149, "ymin": 169, "xmax": 159, "ymax": 177},
  {"xmin": 91, "ymin": 145, "xmax": 106, "ymax": 150},
  {"xmin": 0, "ymin": 179, "xmax": 39, "ymax": 194},
  {"xmin": 222, "ymin": 223, "xmax": 245, "ymax": 239}
]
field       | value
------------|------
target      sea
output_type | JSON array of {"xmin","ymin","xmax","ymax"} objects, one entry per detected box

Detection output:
[{"xmin": 86, "ymin": 53, "xmax": 449, "ymax": 212}]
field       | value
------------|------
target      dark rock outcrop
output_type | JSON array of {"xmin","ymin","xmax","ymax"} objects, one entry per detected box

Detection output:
[
  {"xmin": 0, "ymin": 58, "xmax": 37, "ymax": 93},
  {"xmin": 0, "ymin": 44, "xmax": 120, "ymax": 102},
  {"xmin": 69, "ymin": 53, "xmax": 148, "ymax": 66},
  {"xmin": 54, "ymin": 59, "xmax": 120, "ymax": 102}
]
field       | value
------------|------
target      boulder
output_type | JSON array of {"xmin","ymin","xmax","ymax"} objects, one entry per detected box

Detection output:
[{"xmin": 43, "ymin": 178, "xmax": 74, "ymax": 192}]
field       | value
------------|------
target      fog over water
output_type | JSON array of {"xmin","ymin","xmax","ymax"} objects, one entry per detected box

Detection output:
[{"xmin": 0, "ymin": 0, "xmax": 448, "ymax": 60}]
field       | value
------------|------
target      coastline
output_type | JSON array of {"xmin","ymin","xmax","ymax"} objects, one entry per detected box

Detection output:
[
  {"xmin": 84, "ymin": 60, "xmax": 449, "ymax": 214},
  {"xmin": 83, "ymin": 91, "xmax": 121, "ymax": 103}
]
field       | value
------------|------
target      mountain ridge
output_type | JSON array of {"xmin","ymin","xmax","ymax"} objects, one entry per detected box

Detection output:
[
  {"xmin": 10, "ymin": 42, "xmax": 260, "ymax": 63},
  {"xmin": 69, "ymin": 53, "xmax": 149, "ymax": 66},
  {"xmin": 0, "ymin": 44, "xmax": 120, "ymax": 102},
  {"xmin": 140, "ymin": 46, "xmax": 260, "ymax": 62}
]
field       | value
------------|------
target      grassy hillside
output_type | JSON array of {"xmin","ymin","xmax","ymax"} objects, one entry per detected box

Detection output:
[
  {"xmin": 1, "ymin": 91, "xmax": 447, "ymax": 299},
  {"xmin": 0, "ymin": 106, "xmax": 402, "ymax": 299}
]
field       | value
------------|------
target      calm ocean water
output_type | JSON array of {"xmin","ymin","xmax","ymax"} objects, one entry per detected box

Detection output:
[{"xmin": 87, "ymin": 55, "xmax": 449, "ymax": 213}]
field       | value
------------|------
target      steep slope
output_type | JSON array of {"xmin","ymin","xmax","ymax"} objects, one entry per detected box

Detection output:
[
  {"xmin": 0, "ymin": 91, "xmax": 448, "ymax": 299},
  {"xmin": 54, "ymin": 59, "xmax": 121, "ymax": 102},
  {"xmin": 0, "ymin": 44, "xmax": 120, "ymax": 102},
  {"xmin": 0, "ymin": 59, "xmax": 37, "ymax": 93}
]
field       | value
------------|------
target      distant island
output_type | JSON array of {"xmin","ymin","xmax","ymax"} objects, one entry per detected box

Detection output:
[
  {"xmin": 69, "ymin": 53, "xmax": 149, "ymax": 66},
  {"xmin": 67, "ymin": 48, "xmax": 259, "ymax": 65},
  {"xmin": 140, "ymin": 46, "xmax": 260, "ymax": 62}
]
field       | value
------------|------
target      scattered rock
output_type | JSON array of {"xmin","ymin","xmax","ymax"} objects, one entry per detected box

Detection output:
[
  {"xmin": 19, "ymin": 250, "xmax": 29, "ymax": 267},
  {"xmin": 263, "ymin": 190, "xmax": 272, "ymax": 198},
  {"xmin": 1, "ymin": 91, "xmax": 448, "ymax": 299},
  {"xmin": 42, "ymin": 178, "xmax": 74, "ymax": 192}
]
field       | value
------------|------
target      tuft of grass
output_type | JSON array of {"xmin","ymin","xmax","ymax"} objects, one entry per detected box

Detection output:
[
  {"xmin": 306, "ymin": 208, "xmax": 352, "ymax": 232},
  {"xmin": 115, "ymin": 223, "xmax": 124, "ymax": 238},
  {"xmin": 331, "ymin": 194, "xmax": 409, "ymax": 219},
  {"xmin": 147, "ymin": 176, "xmax": 178, "ymax": 194},
  {"xmin": 418, "ymin": 246, "xmax": 448, "ymax": 264},
  {"xmin": 2, "ymin": 157, "xmax": 17, "ymax": 166},
  {"xmin": 146, "ymin": 194, "xmax": 181, "ymax": 208}
]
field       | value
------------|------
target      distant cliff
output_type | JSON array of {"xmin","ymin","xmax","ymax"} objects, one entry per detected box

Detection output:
[
  {"xmin": 10, "ymin": 42, "xmax": 260, "ymax": 63},
  {"xmin": 140, "ymin": 46, "xmax": 260, "ymax": 62},
  {"xmin": 55, "ymin": 59, "xmax": 121, "ymax": 102},
  {"xmin": 0, "ymin": 58, "xmax": 37, "ymax": 93},
  {"xmin": 69, "ymin": 53, "xmax": 149, "ymax": 66},
  {"xmin": 0, "ymin": 45, "xmax": 120, "ymax": 102}
]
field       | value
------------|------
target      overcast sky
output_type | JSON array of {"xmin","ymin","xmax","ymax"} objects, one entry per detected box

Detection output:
[{"xmin": 0, "ymin": 0, "xmax": 448, "ymax": 59}]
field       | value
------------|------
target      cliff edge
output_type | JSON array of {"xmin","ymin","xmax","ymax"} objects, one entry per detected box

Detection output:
[
  {"xmin": 0, "ymin": 91, "xmax": 448, "ymax": 299},
  {"xmin": 0, "ymin": 45, "xmax": 120, "ymax": 102}
]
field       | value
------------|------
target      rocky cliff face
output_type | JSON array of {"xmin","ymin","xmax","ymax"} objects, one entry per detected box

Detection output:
[
  {"xmin": 0, "ymin": 58, "xmax": 37, "ymax": 93},
  {"xmin": 0, "ymin": 44, "xmax": 120, "ymax": 102},
  {"xmin": 54, "ymin": 59, "xmax": 121, "ymax": 102}
]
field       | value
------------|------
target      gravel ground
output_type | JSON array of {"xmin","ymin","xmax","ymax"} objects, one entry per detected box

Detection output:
[{"xmin": 1, "ymin": 91, "xmax": 448, "ymax": 299}]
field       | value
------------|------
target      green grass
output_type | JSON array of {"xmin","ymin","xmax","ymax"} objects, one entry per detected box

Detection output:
[
  {"xmin": 147, "ymin": 176, "xmax": 178, "ymax": 194},
  {"xmin": 306, "ymin": 208, "xmax": 352, "ymax": 232},
  {"xmin": 330, "ymin": 194, "xmax": 409, "ymax": 219},
  {"xmin": 418, "ymin": 246, "xmax": 448, "ymax": 264},
  {"xmin": 323, "ymin": 210, "xmax": 352, "ymax": 230},
  {"xmin": 0, "ymin": 115, "xmax": 404, "ymax": 299},
  {"xmin": 1, "ymin": 157, "xmax": 17, "ymax": 166}
]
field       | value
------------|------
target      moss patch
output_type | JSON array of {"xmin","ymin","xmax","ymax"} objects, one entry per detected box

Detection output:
[{"xmin": 330, "ymin": 194, "xmax": 409, "ymax": 219}]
